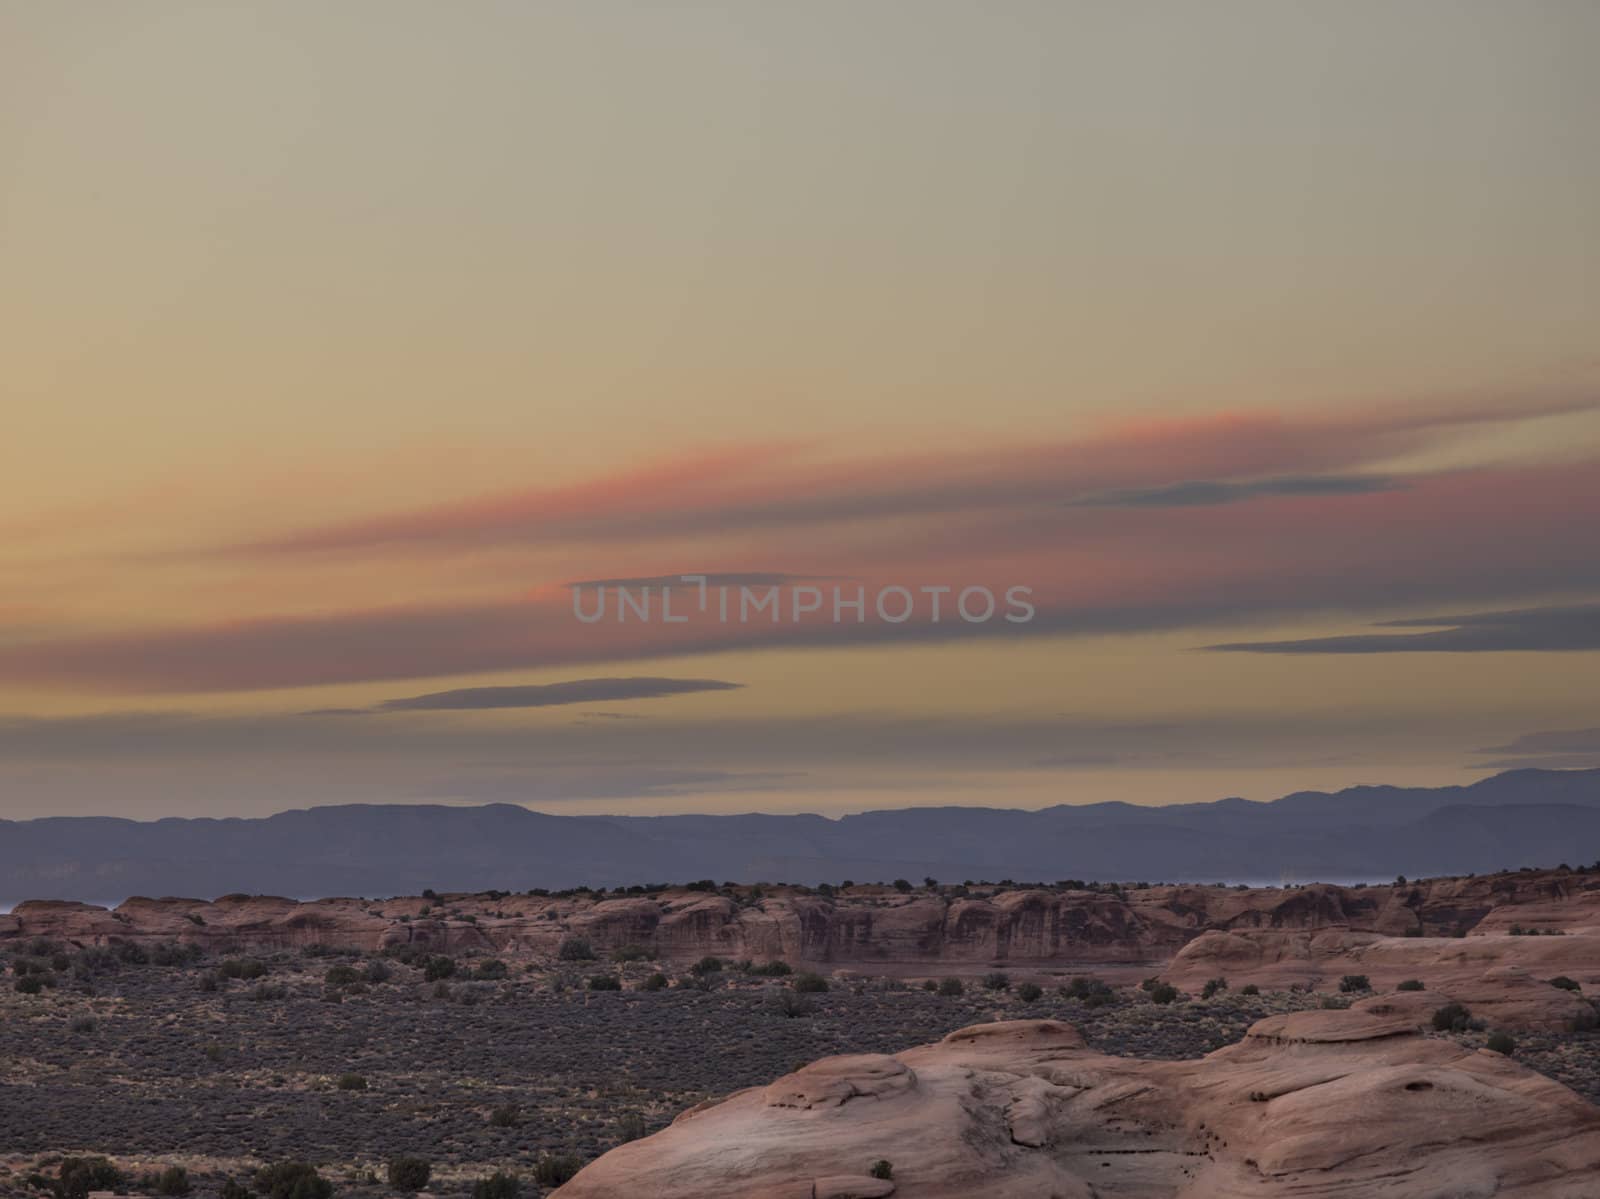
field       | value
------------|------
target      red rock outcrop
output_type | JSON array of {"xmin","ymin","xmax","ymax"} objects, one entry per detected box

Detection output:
[
  {"xmin": 552, "ymin": 1014, "xmax": 1600, "ymax": 1198},
  {"xmin": 5, "ymin": 869, "xmax": 1598, "ymax": 1004}
]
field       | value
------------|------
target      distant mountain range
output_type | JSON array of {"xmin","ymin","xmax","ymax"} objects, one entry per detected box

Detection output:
[{"xmin": 5, "ymin": 768, "xmax": 1600, "ymax": 904}]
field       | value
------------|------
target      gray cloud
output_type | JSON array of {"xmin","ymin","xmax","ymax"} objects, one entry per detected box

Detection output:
[
  {"xmin": 1472, "ymin": 727, "xmax": 1600, "ymax": 770},
  {"xmin": 372, "ymin": 676, "xmax": 743, "ymax": 712},
  {"xmin": 1067, "ymin": 474, "xmax": 1401, "ymax": 508},
  {"xmin": 1208, "ymin": 603, "xmax": 1600, "ymax": 654},
  {"xmin": 564, "ymin": 572, "xmax": 827, "ymax": 590}
]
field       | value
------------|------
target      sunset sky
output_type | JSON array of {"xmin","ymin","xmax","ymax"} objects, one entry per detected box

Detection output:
[{"xmin": 3, "ymin": 1, "xmax": 1598, "ymax": 820}]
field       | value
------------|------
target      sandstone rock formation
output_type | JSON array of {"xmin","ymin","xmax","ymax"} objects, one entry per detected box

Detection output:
[
  {"xmin": 3, "ymin": 869, "xmax": 1597, "ymax": 1028},
  {"xmin": 552, "ymin": 1015, "xmax": 1600, "ymax": 1198}
]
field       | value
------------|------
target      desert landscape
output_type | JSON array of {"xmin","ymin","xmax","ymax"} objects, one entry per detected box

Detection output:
[{"xmin": 5, "ymin": 867, "xmax": 1600, "ymax": 1196}]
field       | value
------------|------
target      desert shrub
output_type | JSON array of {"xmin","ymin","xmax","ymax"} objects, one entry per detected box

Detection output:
[
  {"xmin": 793, "ymin": 972, "xmax": 829, "ymax": 993},
  {"xmin": 767, "ymin": 987, "xmax": 816, "ymax": 1018},
  {"xmin": 1240, "ymin": 983, "xmax": 1260, "ymax": 996},
  {"xmin": 150, "ymin": 942, "xmax": 204, "ymax": 967},
  {"xmin": 1432, "ymin": 1002, "xmax": 1473, "ymax": 1032},
  {"xmin": 489, "ymin": 1103, "xmax": 520, "ymax": 1128},
  {"xmin": 922, "ymin": 979, "xmax": 938, "ymax": 991},
  {"xmin": 197, "ymin": 972, "xmax": 219, "ymax": 993},
  {"xmin": 55, "ymin": 1157, "xmax": 126, "ymax": 1199},
  {"xmin": 386, "ymin": 1157, "xmax": 430, "ymax": 1192},
  {"xmin": 1486, "ymin": 1031, "xmax": 1516, "ymax": 1055},
  {"xmin": 250, "ymin": 982, "xmax": 287, "ymax": 1001},
  {"xmin": 983, "ymin": 972, "xmax": 1011, "ymax": 992},
  {"xmin": 423, "ymin": 956, "xmax": 456, "ymax": 981},
  {"xmin": 254, "ymin": 1163, "xmax": 330, "ymax": 1199},
  {"xmin": 1140, "ymin": 976, "xmax": 1159, "ymax": 992},
  {"xmin": 14, "ymin": 974, "xmax": 44, "ymax": 995},
  {"xmin": 557, "ymin": 937, "xmax": 596, "ymax": 961},
  {"xmin": 750, "ymin": 960, "xmax": 792, "ymax": 976},
  {"xmin": 362, "ymin": 959, "xmax": 391, "ymax": 984},
  {"xmin": 156, "ymin": 1167, "xmax": 192, "ymax": 1197},
  {"xmin": 690, "ymin": 956, "xmax": 724, "ymax": 976},
  {"xmin": 617, "ymin": 1111, "xmax": 647, "ymax": 1143},
  {"xmin": 1149, "ymin": 983, "xmax": 1179, "ymax": 1005},
  {"xmin": 110, "ymin": 939, "xmax": 148, "ymax": 966},
  {"xmin": 471, "ymin": 1173, "xmax": 519, "ymax": 1199},
  {"xmin": 870, "ymin": 1160, "xmax": 894, "ymax": 1180},
  {"xmin": 69, "ymin": 1015, "xmax": 96, "ymax": 1034},
  {"xmin": 1016, "ymin": 982, "xmax": 1042, "ymax": 1002},
  {"xmin": 611, "ymin": 945, "xmax": 650, "ymax": 963},
  {"xmin": 893, "ymin": 879, "xmax": 913, "ymax": 892},
  {"xmin": 1201, "ymin": 977, "xmax": 1228, "ymax": 999},
  {"xmin": 324, "ymin": 965, "xmax": 361, "ymax": 987},
  {"xmin": 336, "ymin": 1073, "xmax": 367, "ymax": 1091},
  {"xmin": 1318, "ymin": 994, "xmax": 1351, "ymax": 1010},
  {"xmin": 218, "ymin": 958, "xmax": 268, "ymax": 980},
  {"xmin": 219, "ymin": 1179, "xmax": 256, "ymax": 1199},
  {"xmin": 938, "ymin": 977, "xmax": 964, "ymax": 997},
  {"xmin": 640, "ymin": 972, "xmax": 669, "ymax": 991},
  {"xmin": 1549, "ymin": 975, "xmax": 1581, "ymax": 992},
  {"xmin": 1339, "ymin": 974, "xmax": 1371, "ymax": 994},
  {"xmin": 587, "ymin": 974, "xmax": 622, "ymax": 991},
  {"xmin": 474, "ymin": 958, "xmax": 508, "ymax": 980},
  {"xmin": 530, "ymin": 1154, "xmax": 581, "ymax": 1187},
  {"xmin": 1397, "ymin": 979, "xmax": 1426, "ymax": 991}
]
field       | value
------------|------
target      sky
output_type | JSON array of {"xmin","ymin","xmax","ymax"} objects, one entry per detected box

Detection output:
[{"xmin": 2, "ymin": 0, "xmax": 1598, "ymax": 820}]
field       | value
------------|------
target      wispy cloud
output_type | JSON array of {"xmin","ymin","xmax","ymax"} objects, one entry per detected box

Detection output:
[
  {"xmin": 1210, "ymin": 603, "xmax": 1600, "ymax": 654},
  {"xmin": 1066, "ymin": 474, "xmax": 1401, "ymax": 508},
  {"xmin": 371, "ymin": 677, "xmax": 742, "ymax": 712}
]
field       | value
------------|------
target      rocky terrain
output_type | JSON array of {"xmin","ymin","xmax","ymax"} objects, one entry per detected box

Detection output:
[
  {"xmin": 6, "ymin": 868, "xmax": 1600, "ymax": 1197},
  {"xmin": 553, "ymin": 1013, "xmax": 1600, "ymax": 1198},
  {"xmin": 4, "ymin": 866, "xmax": 1598, "ymax": 1031}
]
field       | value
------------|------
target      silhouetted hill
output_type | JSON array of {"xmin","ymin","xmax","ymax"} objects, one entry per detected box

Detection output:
[{"xmin": 3, "ymin": 768, "xmax": 1599, "ymax": 903}]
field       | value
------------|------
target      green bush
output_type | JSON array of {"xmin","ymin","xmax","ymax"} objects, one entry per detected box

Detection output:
[
  {"xmin": 1338, "ymin": 974, "xmax": 1371, "ymax": 994},
  {"xmin": 557, "ymin": 938, "xmax": 596, "ymax": 961},
  {"xmin": 1149, "ymin": 983, "xmax": 1179, "ymax": 1005},
  {"xmin": 471, "ymin": 1173, "xmax": 519, "ymax": 1199},
  {"xmin": 474, "ymin": 959, "xmax": 508, "ymax": 980},
  {"xmin": 749, "ymin": 960, "xmax": 792, "ymax": 976},
  {"xmin": 611, "ymin": 945, "xmax": 650, "ymax": 963},
  {"xmin": 218, "ymin": 958, "xmax": 268, "ymax": 980},
  {"xmin": 1549, "ymin": 976, "xmax": 1581, "ymax": 992},
  {"xmin": 253, "ymin": 1162, "xmax": 332, "ymax": 1199},
  {"xmin": 530, "ymin": 1154, "xmax": 581, "ymax": 1187},
  {"xmin": 870, "ymin": 1160, "xmax": 894, "ymax": 1180},
  {"xmin": 793, "ymin": 972, "xmax": 829, "ymax": 993},
  {"xmin": 1201, "ymin": 977, "xmax": 1228, "ymax": 999},
  {"xmin": 362, "ymin": 959, "xmax": 391, "ymax": 984},
  {"xmin": 219, "ymin": 1179, "xmax": 256, "ymax": 1199},
  {"xmin": 156, "ymin": 1167, "xmax": 192, "ymax": 1197},
  {"xmin": 983, "ymin": 972, "xmax": 1010, "ymax": 992},
  {"xmin": 617, "ymin": 1111, "xmax": 647, "ymax": 1143},
  {"xmin": 690, "ymin": 956, "xmax": 724, "ymax": 976},
  {"xmin": 1240, "ymin": 983, "xmax": 1260, "ymax": 996},
  {"xmin": 324, "ymin": 965, "xmax": 361, "ymax": 987},
  {"xmin": 767, "ymin": 987, "xmax": 816, "ymax": 1018},
  {"xmin": 14, "ymin": 974, "xmax": 44, "ymax": 995},
  {"xmin": 489, "ymin": 1103, "xmax": 520, "ymax": 1128},
  {"xmin": 1486, "ymin": 1031, "xmax": 1516, "ymax": 1055},
  {"xmin": 423, "ymin": 956, "xmax": 456, "ymax": 981},
  {"xmin": 1016, "ymin": 982, "xmax": 1042, "ymax": 1002},
  {"xmin": 336, "ymin": 1073, "xmax": 367, "ymax": 1091},
  {"xmin": 588, "ymin": 974, "xmax": 622, "ymax": 991},
  {"xmin": 1397, "ymin": 979, "xmax": 1426, "ymax": 991},
  {"xmin": 640, "ymin": 972, "xmax": 669, "ymax": 991},
  {"xmin": 938, "ymin": 977, "xmax": 964, "ymax": 997},
  {"xmin": 55, "ymin": 1157, "xmax": 126, "ymax": 1199},
  {"xmin": 1432, "ymin": 1002, "xmax": 1473, "ymax": 1032},
  {"xmin": 387, "ymin": 1157, "xmax": 431, "ymax": 1192}
]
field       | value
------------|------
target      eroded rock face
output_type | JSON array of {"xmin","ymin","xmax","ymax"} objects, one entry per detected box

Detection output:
[
  {"xmin": 552, "ymin": 1016, "xmax": 1600, "ymax": 1198},
  {"xmin": 3, "ymin": 869, "xmax": 1597, "ymax": 998}
]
